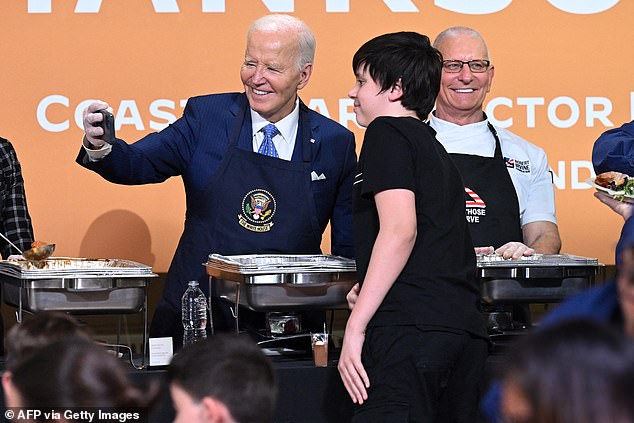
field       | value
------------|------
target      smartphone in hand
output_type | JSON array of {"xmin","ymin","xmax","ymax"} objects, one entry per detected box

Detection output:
[{"xmin": 97, "ymin": 109, "xmax": 116, "ymax": 144}]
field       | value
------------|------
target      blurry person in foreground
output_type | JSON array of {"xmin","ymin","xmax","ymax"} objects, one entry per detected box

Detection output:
[
  {"xmin": 168, "ymin": 334, "xmax": 276, "ymax": 423},
  {"xmin": 2, "ymin": 311, "xmax": 93, "ymax": 407},
  {"xmin": 499, "ymin": 320, "xmax": 634, "ymax": 423},
  {"xmin": 4, "ymin": 337, "xmax": 157, "ymax": 412}
]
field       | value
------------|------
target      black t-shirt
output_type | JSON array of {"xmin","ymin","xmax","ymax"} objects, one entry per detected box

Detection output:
[{"xmin": 353, "ymin": 117, "xmax": 487, "ymax": 338}]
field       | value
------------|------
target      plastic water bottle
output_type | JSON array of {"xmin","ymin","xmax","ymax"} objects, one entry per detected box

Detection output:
[{"xmin": 182, "ymin": 280, "xmax": 208, "ymax": 347}]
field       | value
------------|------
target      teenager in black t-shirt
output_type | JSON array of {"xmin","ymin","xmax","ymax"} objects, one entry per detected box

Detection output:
[{"xmin": 337, "ymin": 32, "xmax": 489, "ymax": 422}]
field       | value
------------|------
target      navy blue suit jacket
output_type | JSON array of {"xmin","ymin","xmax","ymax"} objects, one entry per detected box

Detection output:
[{"xmin": 76, "ymin": 93, "xmax": 356, "ymax": 260}]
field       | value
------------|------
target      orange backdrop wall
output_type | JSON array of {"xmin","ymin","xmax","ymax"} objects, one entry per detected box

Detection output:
[{"xmin": 1, "ymin": 1, "xmax": 632, "ymax": 271}]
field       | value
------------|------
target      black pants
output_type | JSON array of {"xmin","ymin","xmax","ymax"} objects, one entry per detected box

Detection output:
[{"xmin": 353, "ymin": 325, "xmax": 488, "ymax": 423}]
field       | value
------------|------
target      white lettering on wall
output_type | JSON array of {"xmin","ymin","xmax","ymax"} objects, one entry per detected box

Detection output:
[
  {"xmin": 202, "ymin": 0, "xmax": 224, "ymax": 12},
  {"xmin": 571, "ymin": 161, "xmax": 594, "ymax": 189},
  {"xmin": 325, "ymin": 0, "xmax": 418, "ymax": 12},
  {"xmin": 585, "ymin": 97, "xmax": 613, "ymax": 127},
  {"xmin": 486, "ymin": 97, "xmax": 513, "ymax": 127},
  {"xmin": 516, "ymin": 97, "xmax": 545, "ymax": 128},
  {"xmin": 75, "ymin": 0, "xmax": 103, "ymax": 13},
  {"xmin": 338, "ymin": 98, "xmax": 362, "ymax": 129},
  {"xmin": 552, "ymin": 161, "xmax": 566, "ymax": 190},
  {"xmin": 551, "ymin": 161, "xmax": 595, "ymax": 190},
  {"xmin": 547, "ymin": 0, "xmax": 619, "ymax": 14},
  {"xmin": 37, "ymin": 94, "xmax": 625, "ymax": 134},
  {"xmin": 36, "ymin": 96, "xmax": 187, "ymax": 131},
  {"xmin": 486, "ymin": 96, "xmax": 616, "ymax": 129},
  {"xmin": 116, "ymin": 100, "xmax": 145, "ymax": 130},
  {"xmin": 326, "ymin": 0, "xmax": 349, "ymax": 12},
  {"xmin": 548, "ymin": 96, "xmax": 580, "ymax": 128},
  {"xmin": 36, "ymin": 0, "xmax": 621, "ymax": 14},
  {"xmin": 307, "ymin": 99, "xmax": 331, "ymax": 120},
  {"xmin": 150, "ymin": 99, "xmax": 178, "ymax": 130},
  {"xmin": 152, "ymin": 0, "xmax": 180, "ymax": 13},
  {"xmin": 384, "ymin": 0, "xmax": 418, "ymax": 12},
  {"xmin": 435, "ymin": 0, "xmax": 512, "ymax": 15},
  {"xmin": 37, "ymin": 95, "xmax": 70, "ymax": 132},
  {"xmin": 28, "ymin": 0, "xmax": 51, "ymax": 13},
  {"xmin": 28, "ymin": 0, "xmax": 182, "ymax": 13}
]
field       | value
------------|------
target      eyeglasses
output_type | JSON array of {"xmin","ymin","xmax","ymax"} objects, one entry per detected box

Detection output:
[{"xmin": 442, "ymin": 59, "xmax": 490, "ymax": 73}]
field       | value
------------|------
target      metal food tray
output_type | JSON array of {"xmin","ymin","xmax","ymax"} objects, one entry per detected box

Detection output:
[
  {"xmin": 207, "ymin": 253, "xmax": 356, "ymax": 275},
  {"xmin": 477, "ymin": 253, "xmax": 598, "ymax": 267},
  {"xmin": 476, "ymin": 254, "xmax": 602, "ymax": 303},
  {"xmin": 0, "ymin": 257, "xmax": 156, "ymax": 279},
  {"xmin": 206, "ymin": 254, "xmax": 357, "ymax": 311},
  {"xmin": 0, "ymin": 258, "xmax": 157, "ymax": 314}
]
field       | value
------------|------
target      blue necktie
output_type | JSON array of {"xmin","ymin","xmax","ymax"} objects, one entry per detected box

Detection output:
[{"xmin": 258, "ymin": 123, "xmax": 279, "ymax": 158}]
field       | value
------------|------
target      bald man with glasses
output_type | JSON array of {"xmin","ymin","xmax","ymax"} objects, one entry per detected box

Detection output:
[{"xmin": 429, "ymin": 27, "xmax": 561, "ymax": 260}]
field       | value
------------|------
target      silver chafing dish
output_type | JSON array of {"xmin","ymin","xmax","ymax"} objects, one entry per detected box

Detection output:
[
  {"xmin": 0, "ymin": 257, "xmax": 157, "ymax": 367},
  {"xmin": 0, "ymin": 258, "xmax": 157, "ymax": 315},
  {"xmin": 476, "ymin": 253, "xmax": 602, "ymax": 304},
  {"xmin": 205, "ymin": 254, "xmax": 357, "ymax": 312}
]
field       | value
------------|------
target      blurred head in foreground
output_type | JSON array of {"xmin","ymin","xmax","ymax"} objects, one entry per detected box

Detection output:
[
  {"xmin": 3, "ymin": 311, "xmax": 92, "ymax": 373},
  {"xmin": 5, "ymin": 337, "xmax": 158, "ymax": 411},
  {"xmin": 500, "ymin": 319, "xmax": 634, "ymax": 423},
  {"xmin": 168, "ymin": 334, "xmax": 276, "ymax": 423}
]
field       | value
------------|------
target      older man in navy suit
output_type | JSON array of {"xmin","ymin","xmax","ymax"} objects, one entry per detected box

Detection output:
[{"xmin": 76, "ymin": 14, "xmax": 356, "ymax": 344}]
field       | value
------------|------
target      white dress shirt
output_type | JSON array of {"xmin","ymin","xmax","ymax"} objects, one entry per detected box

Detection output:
[{"xmin": 250, "ymin": 99, "xmax": 299, "ymax": 161}]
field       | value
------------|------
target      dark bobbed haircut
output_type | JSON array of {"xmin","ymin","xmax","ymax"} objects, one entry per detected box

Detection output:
[
  {"xmin": 11, "ymin": 337, "xmax": 159, "ymax": 409},
  {"xmin": 352, "ymin": 31, "xmax": 442, "ymax": 120},
  {"xmin": 4, "ymin": 311, "xmax": 92, "ymax": 372},
  {"xmin": 502, "ymin": 319, "xmax": 634, "ymax": 423},
  {"xmin": 168, "ymin": 334, "xmax": 276, "ymax": 423}
]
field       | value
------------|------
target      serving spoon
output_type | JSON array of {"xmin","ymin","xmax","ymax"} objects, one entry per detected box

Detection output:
[{"xmin": 0, "ymin": 232, "xmax": 55, "ymax": 261}]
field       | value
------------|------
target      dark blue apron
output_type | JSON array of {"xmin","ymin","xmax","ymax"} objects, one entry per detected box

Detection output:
[
  {"xmin": 449, "ymin": 123, "xmax": 523, "ymax": 248},
  {"xmin": 150, "ymin": 99, "xmax": 322, "ymax": 339}
]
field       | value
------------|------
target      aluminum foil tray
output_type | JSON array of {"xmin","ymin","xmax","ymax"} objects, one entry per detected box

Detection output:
[
  {"xmin": 207, "ymin": 254, "xmax": 356, "ymax": 275},
  {"xmin": 476, "ymin": 254, "xmax": 599, "ymax": 268},
  {"xmin": 0, "ymin": 257, "xmax": 156, "ymax": 279},
  {"xmin": 206, "ymin": 254, "xmax": 357, "ymax": 311},
  {"xmin": 0, "ymin": 258, "xmax": 157, "ymax": 313}
]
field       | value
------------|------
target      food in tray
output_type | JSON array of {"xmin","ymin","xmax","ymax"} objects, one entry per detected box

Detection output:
[
  {"xmin": 588, "ymin": 171, "xmax": 634, "ymax": 201},
  {"xmin": 1, "ymin": 257, "xmax": 150, "ymax": 270},
  {"xmin": 594, "ymin": 171, "xmax": 631, "ymax": 191},
  {"xmin": 477, "ymin": 253, "xmax": 543, "ymax": 262},
  {"xmin": 22, "ymin": 240, "xmax": 56, "ymax": 261}
]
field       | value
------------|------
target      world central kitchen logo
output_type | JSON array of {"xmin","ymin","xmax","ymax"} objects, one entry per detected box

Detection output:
[{"xmin": 26, "ymin": 0, "xmax": 621, "ymax": 15}]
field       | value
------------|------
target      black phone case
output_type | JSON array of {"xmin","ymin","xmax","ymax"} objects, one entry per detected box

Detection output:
[{"xmin": 98, "ymin": 109, "xmax": 116, "ymax": 144}]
